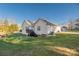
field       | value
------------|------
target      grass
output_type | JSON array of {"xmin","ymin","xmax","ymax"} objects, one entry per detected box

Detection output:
[
  {"xmin": 0, "ymin": 33, "xmax": 79, "ymax": 56},
  {"xmin": 68, "ymin": 29, "xmax": 79, "ymax": 32}
]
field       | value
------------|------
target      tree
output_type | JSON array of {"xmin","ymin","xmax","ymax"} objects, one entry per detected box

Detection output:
[
  {"xmin": 0, "ymin": 18, "xmax": 20, "ymax": 35},
  {"xmin": 9, "ymin": 24, "xmax": 19, "ymax": 33},
  {"xmin": 68, "ymin": 19, "xmax": 74, "ymax": 30}
]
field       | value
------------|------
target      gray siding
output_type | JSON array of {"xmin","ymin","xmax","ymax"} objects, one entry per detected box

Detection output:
[{"xmin": 34, "ymin": 20, "xmax": 48, "ymax": 35}]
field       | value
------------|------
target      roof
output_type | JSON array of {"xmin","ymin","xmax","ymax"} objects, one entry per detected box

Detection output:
[
  {"xmin": 22, "ymin": 20, "xmax": 33, "ymax": 26},
  {"xmin": 22, "ymin": 18, "xmax": 56, "ymax": 27},
  {"xmin": 75, "ymin": 23, "xmax": 79, "ymax": 26},
  {"xmin": 27, "ymin": 20, "xmax": 33, "ymax": 25},
  {"xmin": 34, "ymin": 18, "xmax": 56, "ymax": 26}
]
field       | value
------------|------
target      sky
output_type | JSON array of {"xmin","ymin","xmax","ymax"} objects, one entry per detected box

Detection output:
[{"xmin": 0, "ymin": 3, "xmax": 79, "ymax": 26}]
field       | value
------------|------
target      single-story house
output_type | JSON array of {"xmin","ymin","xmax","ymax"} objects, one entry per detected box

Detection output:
[{"xmin": 22, "ymin": 18, "xmax": 61, "ymax": 35}]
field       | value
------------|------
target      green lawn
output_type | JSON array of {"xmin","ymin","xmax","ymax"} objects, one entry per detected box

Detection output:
[{"xmin": 0, "ymin": 33, "xmax": 79, "ymax": 56}]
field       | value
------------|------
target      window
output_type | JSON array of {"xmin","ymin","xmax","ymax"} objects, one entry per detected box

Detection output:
[{"xmin": 37, "ymin": 26, "xmax": 41, "ymax": 31}]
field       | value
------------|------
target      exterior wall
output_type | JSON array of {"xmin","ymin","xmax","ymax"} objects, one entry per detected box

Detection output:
[
  {"xmin": 22, "ymin": 22, "xmax": 28, "ymax": 35},
  {"xmin": 74, "ymin": 22, "xmax": 79, "ymax": 29},
  {"xmin": 75, "ymin": 25, "xmax": 79, "ymax": 28},
  {"xmin": 47, "ymin": 25, "xmax": 56, "ymax": 34},
  {"xmin": 48, "ymin": 25, "xmax": 56, "ymax": 31},
  {"xmin": 34, "ymin": 20, "xmax": 48, "ymax": 35},
  {"xmin": 54, "ymin": 26, "xmax": 61, "ymax": 33}
]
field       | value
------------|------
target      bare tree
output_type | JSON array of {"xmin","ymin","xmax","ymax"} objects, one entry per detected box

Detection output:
[{"xmin": 67, "ymin": 19, "xmax": 74, "ymax": 31}]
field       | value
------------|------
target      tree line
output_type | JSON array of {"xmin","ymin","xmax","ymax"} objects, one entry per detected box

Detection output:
[{"xmin": 0, "ymin": 19, "xmax": 20, "ymax": 35}]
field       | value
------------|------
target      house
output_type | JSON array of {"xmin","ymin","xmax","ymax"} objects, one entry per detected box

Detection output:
[
  {"xmin": 22, "ymin": 18, "xmax": 58, "ymax": 35},
  {"xmin": 66, "ymin": 19, "xmax": 79, "ymax": 30},
  {"xmin": 73, "ymin": 20, "xmax": 79, "ymax": 29}
]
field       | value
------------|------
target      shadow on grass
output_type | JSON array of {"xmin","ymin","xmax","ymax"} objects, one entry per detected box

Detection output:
[
  {"xmin": 46, "ymin": 46, "xmax": 79, "ymax": 56},
  {"xmin": 0, "ymin": 39, "xmax": 79, "ymax": 56},
  {"xmin": 0, "ymin": 33, "xmax": 79, "ymax": 56}
]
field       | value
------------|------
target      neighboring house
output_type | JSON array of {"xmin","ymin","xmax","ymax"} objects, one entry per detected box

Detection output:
[
  {"xmin": 66, "ymin": 19, "xmax": 79, "ymax": 30},
  {"xmin": 74, "ymin": 20, "xmax": 79, "ymax": 29},
  {"xmin": 22, "ymin": 18, "xmax": 57, "ymax": 35},
  {"xmin": 61, "ymin": 26, "xmax": 67, "ymax": 32}
]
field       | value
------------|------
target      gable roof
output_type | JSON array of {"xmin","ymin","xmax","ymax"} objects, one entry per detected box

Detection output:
[
  {"xmin": 34, "ymin": 18, "xmax": 56, "ymax": 26},
  {"xmin": 22, "ymin": 18, "xmax": 56, "ymax": 28},
  {"xmin": 27, "ymin": 20, "xmax": 33, "ymax": 25},
  {"xmin": 22, "ymin": 20, "xmax": 33, "ymax": 27}
]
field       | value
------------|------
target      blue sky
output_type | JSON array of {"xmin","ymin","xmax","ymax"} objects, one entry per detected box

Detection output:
[{"xmin": 0, "ymin": 3, "xmax": 79, "ymax": 25}]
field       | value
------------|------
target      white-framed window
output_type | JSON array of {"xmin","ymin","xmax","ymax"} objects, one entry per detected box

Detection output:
[{"xmin": 37, "ymin": 26, "xmax": 41, "ymax": 31}]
